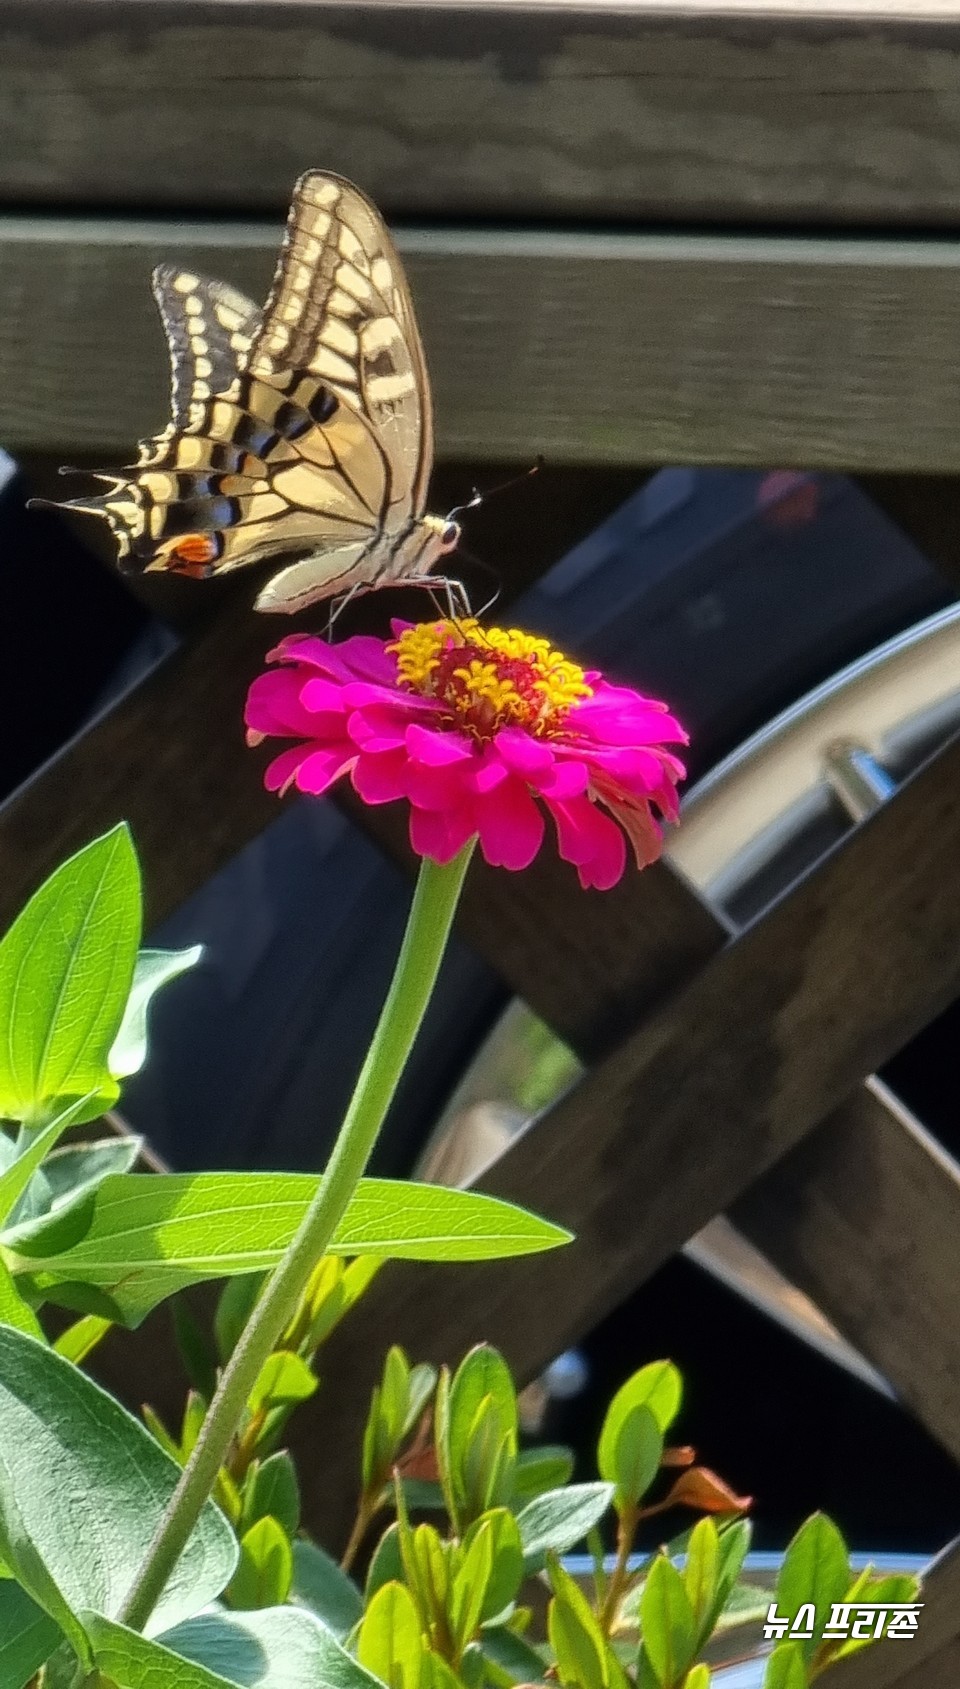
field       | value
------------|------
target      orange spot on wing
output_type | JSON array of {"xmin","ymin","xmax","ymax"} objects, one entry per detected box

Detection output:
[{"xmin": 170, "ymin": 533, "xmax": 219, "ymax": 576}]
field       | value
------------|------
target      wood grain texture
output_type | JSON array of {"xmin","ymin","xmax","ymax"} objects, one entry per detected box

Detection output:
[
  {"xmin": 825, "ymin": 1539, "xmax": 960, "ymax": 1688},
  {"xmin": 2, "ymin": 2, "xmax": 960, "ymax": 227},
  {"xmin": 9, "ymin": 219, "xmax": 960, "ymax": 468},
  {"xmin": 732, "ymin": 1078, "xmax": 960, "ymax": 1464},
  {"xmin": 302, "ymin": 727, "xmax": 960, "ymax": 1542}
]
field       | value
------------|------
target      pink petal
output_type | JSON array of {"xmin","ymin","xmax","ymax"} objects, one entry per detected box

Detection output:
[
  {"xmin": 547, "ymin": 795, "xmax": 627, "ymax": 890},
  {"xmin": 405, "ymin": 722, "xmax": 474, "ymax": 765},
  {"xmin": 406, "ymin": 761, "xmax": 471, "ymax": 811},
  {"xmin": 352, "ymin": 748, "xmax": 409, "ymax": 804},
  {"xmin": 294, "ymin": 745, "xmax": 356, "ymax": 796},
  {"xmin": 494, "ymin": 727, "xmax": 554, "ymax": 778},
  {"xmin": 263, "ymin": 744, "xmax": 312, "ymax": 795},
  {"xmin": 476, "ymin": 776, "xmax": 545, "ymax": 871},
  {"xmin": 409, "ymin": 803, "xmax": 478, "ymax": 864},
  {"xmin": 245, "ymin": 668, "xmax": 333, "ymax": 739}
]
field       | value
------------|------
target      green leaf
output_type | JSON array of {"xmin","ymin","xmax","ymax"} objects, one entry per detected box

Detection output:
[
  {"xmin": 0, "ymin": 1425, "xmax": 93, "ymax": 1667},
  {"xmin": 215, "ymin": 1274, "xmax": 264, "ymax": 1364},
  {"xmin": 640, "ymin": 1555, "xmax": 697, "ymax": 1689},
  {"xmin": 85, "ymin": 1615, "xmax": 233, "ymax": 1689},
  {"xmin": 165, "ymin": 1607, "xmax": 387, "ymax": 1689},
  {"xmin": 0, "ymin": 1256, "xmax": 43, "ymax": 1339},
  {"xmin": 248, "ymin": 1351, "xmax": 317, "ymax": 1415},
  {"xmin": 683, "ymin": 1519, "xmax": 719, "ymax": 1642},
  {"xmin": 4, "ymin": 1136, "xmax": 141, "ymax": 1244},
  {"xmin": 450, "ymin": 1519, "xmax": 494, "ymax": 1654},
  {"xmin": 517, "ymin": 1483, "xmax": 614, "ymax": 1571},
  {"xmin": 713, "ymin": 1519, "xmax": 752, "ymax": 1618},
  {"xmin": 109, "ymin": 946, "xmax": 203, "ymax": 1079},
  {"xmin": 0, "ymin": 1576, "xmax": 63, "ymax": 1687},
  {"xmin": 681, "ymin": 1669, "xmax": 711, "ymax": 1689},
  {"xmin": 547, "ymin": 1560, "xmax": 609, "ymax": 1689},
  {"xmin": 358, "ymin": 1580, "xmax": 423, "ymax": 1689},
  {"xmin": 242, "ymin": 1454, "xmax": 300, "ymax": 1539},
  {"xmin": 775, "ymin": 1513, "xmax": 849, "ymax": 1663},
  {"xmin": 511, "ymin": 1445, "xmax": 575, "ymax": 1504},
  {"xmin": 598, "ymin": 1364, "xmax": 681, "ymax": 1490},
  {"xmin": 0, "ymin": 1094, "xmax": 98, "ymax": 1230},
  {"xmin": 13, "ymin": 1177, "xmax": 572, "ymax": 1326},
  {"xmin": 0, "ymin": 827, "xmax": 140, "ymax": 1125},
  {"xmin": 230, "ymin": 1518, "xmax": 293, "ymax": 1610},
  {"xmin": 289, "ymin": 1539, "xmax": 362, "ymax": 1640},
  {"xmin": 172, "ymin": 1296, "xmax": 218, "ymax": 1403},
  {"xmin": 448, "ymin": 1346, "xmax": 517, "ymax": 1520},
  {"xmin": 365, "ymin": 1521, "xmax": 404, "ymax": 1604},
  {"xmin": 762, "ymin": 1641, "xmax": 806, "ymax": 1689},
  {"xmin": 0, "ymin": 1324, "xmax": 236, "ymax": 1636},
  {"xmin": 467, "ymin": 1508, "xmax": 524, "ymax": 1623},
  {"xmin": 481, "ymin": 1625, "xmax": 549, "ymax": 1687},
  {"xmin": 609, "ymin": 1405, "xmax": 662, "ymax": 1509}
]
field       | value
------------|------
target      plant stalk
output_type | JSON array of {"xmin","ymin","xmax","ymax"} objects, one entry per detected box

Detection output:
[{"xmin": 118, "ymin": 844, "xmax": 474, "ymax": 1632}]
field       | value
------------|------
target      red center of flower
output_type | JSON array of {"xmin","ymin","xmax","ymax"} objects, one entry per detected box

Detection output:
[{"xmin": 391, "ymin": 619, "xmax": 593, "ymax": 742}]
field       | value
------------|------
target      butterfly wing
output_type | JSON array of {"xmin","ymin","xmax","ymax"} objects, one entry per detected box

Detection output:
[
  {"xmin": 47, "ymin": 175, "xmax": 435, "ymax": 608},
  {"xmin": 250, "ymin": 170, "xmax": 432, "ymax": 527}
]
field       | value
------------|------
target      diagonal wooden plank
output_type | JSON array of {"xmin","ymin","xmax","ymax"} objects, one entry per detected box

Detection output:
[
  {"xmin": 304, "ymin": 727, "xmax": 960, "ymax": 1539},
  {"xmin": 731, "ymin": 1078, "xmax": 960, "ymax": 1465},
  {"xmin": 824, "ymin": 1539, "xmax": 960, "ymax": 1689}
]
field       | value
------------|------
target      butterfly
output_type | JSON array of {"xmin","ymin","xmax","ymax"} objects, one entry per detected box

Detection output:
[{"xmin": 42, "ymin": 171, "xmax": 466, "ymax": 615}]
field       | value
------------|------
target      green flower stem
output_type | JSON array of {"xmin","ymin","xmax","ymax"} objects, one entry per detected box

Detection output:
[{"xmin": 118, "ymin": 842, "xmax": 475, "ymax": 1633}]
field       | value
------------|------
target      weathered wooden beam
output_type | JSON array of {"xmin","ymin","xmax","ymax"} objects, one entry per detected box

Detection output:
[
  {"xmin": 732, "ymin": 1078, "xmax": 960, "ymax": 1465},
  {"xmin": 7, "ymin": 219, "xmax": 960, "ymax": 468},
  {"xmin": 2, "ymin": 3, "xmax": 960, "ymax": 228}
]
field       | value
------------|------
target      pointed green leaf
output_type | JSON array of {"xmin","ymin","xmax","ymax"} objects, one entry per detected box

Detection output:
[
  {"xmin": 365, "ymin": 1521, "xmax": 404, "ymax": 1608},
  {"xmin": 547, "ymin": 1560, "xmax": 609, "ymax": 1689},
  {"xmin": 684, "ymin": 1519, "xmax": 719, "ymax": 1642},
  {"xmin": 230, "ymin": 1518, "xmax": 293, "ymax": 1610},
  {"xmin": 762, "ymin": 1641, "xmax": 806, "ymax": 1689},
  {"xmin": 86, "ymin": 1618, "xmax": 232, "ymax": 1689},
  {"xmin": 0, "ymin": 1094, "xmax": 98, "ymax": 1230},
  {"xmin": 242, "ymin": 1454, "xmax": 300, "ymax": 1539},
  {"xmin": 0, "ymin": 1256, "xmax": 43, "ymax": 1340},
  {"xmin": 609, "ymin": 1404, "xmax": 662, "ymax": 1509},
  {"xmin": 467, "ymin": 1508, "xmax": 524, "ymax": 1623},
  {"xmin": 0, "ymin": 1325, "xmax": 236, "ymax": 1636},
  {"xmin": 776, "ymin": 1513, "xmax": 849, "ymax": 1663},
  {"xmin": 12, "ymin": 1176, "xmax": 572, "ymax": 1326},
  {"xmin": 358, "ymin": 1580, "xmax": 423, "ymax": 1689},
  {"xmin": 289, "ymin": 1539, "xmax": 362, "ymax": 1640},
  {"xmin": 682, "ymin": 1668, "xmax": 711, "ymax": 1689},
  {"xmin": 163, "ymin": 1606, "xmax": 385, "ymax": 1689},
  {"xmin": 481, "ymin": 1625, "xmax": 550, "ymax": 1687},
  {"xmin": 109, "ymin": 946, "xmax": 203, "ymax": 1078},
  {"xmin": 0, "ymin": 1580, "xmax": 63, "ymax": 1689},
  {"xmin": 517, "ymin": 1483, "xmax": 613, "ymax": 1572},
  {"xmin": 248, "ymin": 1352, "xmax": 317, "ymax": 1415},
  {"xmin": 640, "ymin": 1555, "xmax": 697, "ymax": 1689},
  {"xmin": 598, "ymin": 1363, "xmax": 681, "ymax": 1490},
  {"xmin": 0, "ymin": 827, "xmax": 140, "ymax": 1125},
  {"xmin": 511, "ymin": 1445, "xmax": 575, "ymax": 1505},
  {"xmin": 451, "ymin": 1519, "xmax": 494, "ymax": 1654},
  {"xmin": 4, "ymin": 1135, "xmax": 140, "ymax": 1244}
]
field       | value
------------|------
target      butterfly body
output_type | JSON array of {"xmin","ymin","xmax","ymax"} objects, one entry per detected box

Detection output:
[{"xmin": 43, "ymin": 172, "xmax": 462, "ymax": 614}]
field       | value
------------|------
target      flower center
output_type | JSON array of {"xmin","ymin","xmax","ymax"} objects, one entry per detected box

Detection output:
[{"xmin": 392, "ymin": 618, "xmax": 592, "ymax": 740}]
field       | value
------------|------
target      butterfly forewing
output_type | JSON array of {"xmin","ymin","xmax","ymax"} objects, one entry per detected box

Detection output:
[{"xmin": 41, "ymin": 171, "xmax": 459, "ymax": 611}]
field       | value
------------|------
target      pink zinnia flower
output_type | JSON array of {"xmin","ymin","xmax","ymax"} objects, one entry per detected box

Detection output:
[{"xmin": 245, "ymin": 619, "xmax": 687, "ymax": 891}]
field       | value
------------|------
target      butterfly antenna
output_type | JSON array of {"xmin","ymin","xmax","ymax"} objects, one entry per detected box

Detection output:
[{"xmin": 444, "ymin": 457, "xmax": 543, "ymax": 524}]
